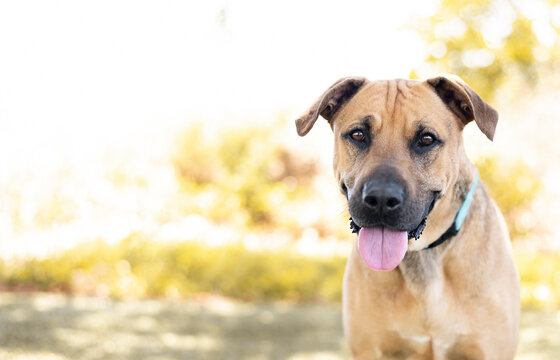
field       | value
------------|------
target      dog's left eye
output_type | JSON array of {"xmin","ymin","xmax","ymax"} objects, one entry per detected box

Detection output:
[
  {"xmin": 413, "ymin": 131, "xmax": 440, "ymax": 154},
  {"xmin": 419, "ymin": 134, "xmax": 435, "ymax": 146}
]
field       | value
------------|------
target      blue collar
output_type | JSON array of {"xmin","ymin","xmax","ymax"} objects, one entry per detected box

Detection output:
[{"xmin": 425, "ymin": 170, "xmax": 479, "ymax": 249}]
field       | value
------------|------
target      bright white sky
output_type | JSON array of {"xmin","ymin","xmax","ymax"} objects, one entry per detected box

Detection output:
[{"xmin": 0, "ymin": 0, "xmax": 435, "ymax": 166}]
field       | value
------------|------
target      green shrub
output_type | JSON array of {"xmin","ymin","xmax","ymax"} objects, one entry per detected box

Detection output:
[
  {"xmin": 1, "ymin": 235, "xmax": 558, "ymax": 310},
  {"xmin": 0, "ymin": 235, "xmax": 346, "ymax": 302}
]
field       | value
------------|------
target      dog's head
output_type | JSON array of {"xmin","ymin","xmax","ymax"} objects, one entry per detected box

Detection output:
[{"xmin": 296, "ymin": 76, "xmax": 498, "ymax": 270}]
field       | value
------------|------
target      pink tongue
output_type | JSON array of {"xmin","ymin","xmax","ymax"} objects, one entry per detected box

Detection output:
[{"xmin": 358, "ymin": 227, "xmax": 408, "ymax": 271}]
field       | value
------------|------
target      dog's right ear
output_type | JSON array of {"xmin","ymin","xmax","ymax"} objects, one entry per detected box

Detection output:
[{"xmin": 295, "ymin": 77, "xmax": 367, "ymax": 136}]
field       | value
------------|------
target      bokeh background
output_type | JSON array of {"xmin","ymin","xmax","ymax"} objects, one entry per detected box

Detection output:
[{"xmin": 1, "ymin": 0, "xmax": 559, "ymax": 359}]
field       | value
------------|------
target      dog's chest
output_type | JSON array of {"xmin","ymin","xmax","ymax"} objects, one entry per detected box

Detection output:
[
  {"xmin": 345, "ymin": 313, "xmax": 482, "ymax": 360},
  {"xmin": 343, "ymin": 249, "xmax": 483, "ymax": 359}
]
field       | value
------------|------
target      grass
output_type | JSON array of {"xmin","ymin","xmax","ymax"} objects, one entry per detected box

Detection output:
[{"xmin": 0, "ymin": 293, "xmax": 558, "ymax": 360}]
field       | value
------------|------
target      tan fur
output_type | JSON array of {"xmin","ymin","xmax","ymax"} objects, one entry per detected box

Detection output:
[{"xmin": 296, "ymin": 77, "xmax": 519, "ymax": 359}]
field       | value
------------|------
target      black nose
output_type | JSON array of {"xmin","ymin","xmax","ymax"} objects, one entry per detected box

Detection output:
[{"xmin": 362, "ymin": 180, "xmax": 404, "ymax": 214}]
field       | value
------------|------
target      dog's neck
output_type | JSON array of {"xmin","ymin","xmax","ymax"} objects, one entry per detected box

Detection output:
[
  {"xmin": 398, "ymin": 162, "xmax": 481, "ymax": 299},
  {"xmin": 408, "ymin": 158, "xmax": 478, "ymax": 251}
]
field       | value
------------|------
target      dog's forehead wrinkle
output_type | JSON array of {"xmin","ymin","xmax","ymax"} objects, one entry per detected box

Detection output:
[{"xmin": 385, "ymin": 79, "xmax": 408, "ymax": 122}]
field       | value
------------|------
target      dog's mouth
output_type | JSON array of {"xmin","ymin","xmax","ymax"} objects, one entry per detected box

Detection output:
[
  {"xmin": 349, "ymin": 216, "xmax": 427, "ymax": 240},
  {"xmin": 349, "ymin": 192, "xmax": 439, "ymax": 271}
]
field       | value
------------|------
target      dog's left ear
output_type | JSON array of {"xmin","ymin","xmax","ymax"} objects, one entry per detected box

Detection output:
[{"xmin": 427, "ymin": 76, "xmax": 498, "ymax": 141}]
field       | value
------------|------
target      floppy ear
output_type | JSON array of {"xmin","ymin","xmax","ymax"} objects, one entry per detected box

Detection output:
[
  {"xmin": 427, "ymin": 75, "xmax": 498, "ymax": 141},
  {"xmin": 295, "ymin": 77, "xmax": 367, "ymax": 136}
]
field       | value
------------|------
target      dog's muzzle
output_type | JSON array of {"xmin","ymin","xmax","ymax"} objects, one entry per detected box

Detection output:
[{"xmin": 350, "ymin": 191, "xmax": 439, "ymax": 240}]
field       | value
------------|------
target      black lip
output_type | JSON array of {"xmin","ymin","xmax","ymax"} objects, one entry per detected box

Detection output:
[
  {"xmin": 350, "ymin": 192, "xmax": 439, "ymax": 240},
  {"xmin": 349, "ymin": 217, "xmax": 426, "ymax": 239},
  {"xmin": 408, "ymin": 193, "xmax": 438, "ymax": 239},
  {"xmin": 407, "ymin": 217, "xmax": 427, "ymax": 240}
]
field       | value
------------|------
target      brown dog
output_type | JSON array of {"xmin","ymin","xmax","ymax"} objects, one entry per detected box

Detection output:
[{"xmin": 296, "ymin": 76, "xmax": 519, "ymax": 359}]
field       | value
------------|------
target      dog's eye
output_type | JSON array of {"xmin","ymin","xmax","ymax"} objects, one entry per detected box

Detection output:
[
  {"xmin": 419, "ymin": 134, "xmax": 435, "ymax": 146},
  {"xmin": 351, "ymin": 130, "xmax": 365, "ymax": 142},
  {"xmin": 412, "ymin": 131, "xmax": 441, "ymax": 154}
]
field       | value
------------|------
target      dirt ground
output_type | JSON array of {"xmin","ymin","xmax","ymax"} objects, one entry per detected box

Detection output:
[{"xmin": 0, "ymin": 293, "xmax": 558, "ymax": 359}]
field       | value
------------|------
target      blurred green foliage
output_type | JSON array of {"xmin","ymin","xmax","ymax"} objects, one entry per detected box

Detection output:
[
  {"xmin": 516, "ymin": 251, "xmax": 560, "ymax": 310},
  {"xmin": 476, "ymin": 156, "xmax": 541, "ymax": 238},
  {"xmin": 172, "ymin": 122, "xmax": 318, "ymax": 230},
  {"xmin": 411, "ymin": 0, "xmax": 560, "ymax": 100},
  {"xmin": 0, "ymin": 234, "xmax": 346, "ymax": 302},
  {"xmin": 1, "ymin": 236, "xmax": 559, "ymax": 309}
]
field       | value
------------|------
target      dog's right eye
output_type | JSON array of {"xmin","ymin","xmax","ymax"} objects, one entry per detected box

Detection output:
[{"xmin": 345, "ymin": 128, "xmax": 370, "ymax": 148}]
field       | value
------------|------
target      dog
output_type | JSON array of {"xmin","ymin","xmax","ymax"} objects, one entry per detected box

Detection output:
[{"xmin": 295, "ymin": 76, "xmax": 520, "ymax": 359}]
